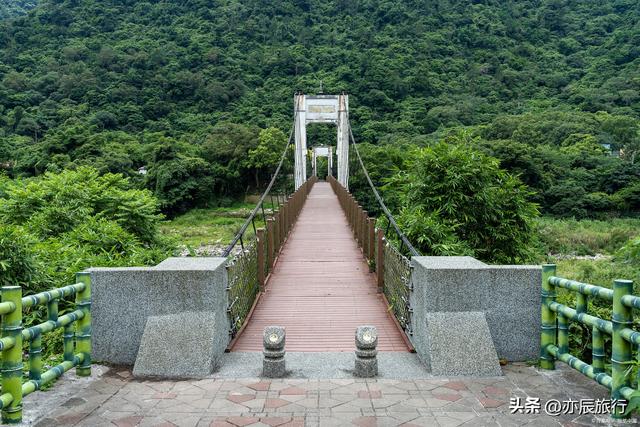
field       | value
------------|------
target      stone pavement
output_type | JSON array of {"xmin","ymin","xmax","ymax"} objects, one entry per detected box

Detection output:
[{"xmin": 29, "ymin": 363, "xmax": 638, "ymax": 427}]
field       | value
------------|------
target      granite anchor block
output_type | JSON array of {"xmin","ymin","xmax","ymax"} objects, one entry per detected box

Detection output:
[
  {"xmin": 133, "ymin": 311, "xmax": 220, "ymax": 379},
  {"xmin": 89, "ymin": 257, "xmax": 229, "ymax": 366},
  {"xmin": 425, "ymin": 311, "xmax": 502, "ymax": 376},
  {"xmin": 410, "ymin": 256, "xmax": 540, "ymax": 364}
]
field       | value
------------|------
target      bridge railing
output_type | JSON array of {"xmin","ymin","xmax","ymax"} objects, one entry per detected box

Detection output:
[
  {"xmin": 226, "ymin": 177, "xmax": 317, "ymax": 339},
  {"xmin": 328, "ymin": 176, "xmax": 414, "ymax": 337},
  {"xmin": 540, "ymin": 264, "xmax": 639, "ymax": 418},
  {"xmin": 0, "ymin": 273, "xmax": 91, "ymax": 424}
]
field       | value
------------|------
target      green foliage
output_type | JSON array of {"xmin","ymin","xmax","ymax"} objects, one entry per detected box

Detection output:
[
  {"xmin": 477, "ymin": 111, "xmax": 640, "ymax": 218},
  {"xmin": 0, "ymin": 167, "xmax": 172, "ymax": 297},
  {"xmin": 0, "ymin": 225, "xmax": 36, "ymax": 287},
  {"xmin": 348, "ymin": 142, "xmax": 407, "ymax": 216},
  {"xmin": 247, "ymin": 127, "xmax": 288, "ymax": 187},
  {"xmin": 0, "ymin": 0, "xmax": 638, "ymax": 219},
  {"xmin": 0, "ymin": 1, "xmax": 37, "ymax": 19},
  {"xmin": 616, "ymin": 237, "xmax": 640, "ymax": 265},
  {"xmin": 388, "ymin": 139, "xmax": 539, "ymax": 263},
  {"xmin": 536, "ymin": 217, "xmax": 640, "ymax": 256},
  {"xmin": 0, "ymin": 167, "xmax": 162, "ymax": 242}
]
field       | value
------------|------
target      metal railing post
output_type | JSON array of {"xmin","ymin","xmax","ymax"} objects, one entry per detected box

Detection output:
[
  {"xmin": 612, "ymin": 279, "xmax": 633, "ymax": 418},
  {"xmin": 283, "ymin": 201, "xmax": 288, "ymax": 236},
  {"xmin": 267, "ymin": 218, "xmax": 275, "ymax": 268},
  {"xmin": 367, "ymin": 218, "xmax": 375, "ymax": 266},
  {"xmin": 257, "ymin": 228, "xmax": 265, "ymax": 291},
  {"xmin": 540, "ymin": 264, "xmax": 557, "ymax": 370},
  {"xmin": 279, "ymin": 208, "xmax": 285, "ymax": 245},
  {"xmin": 273, "ymin": 209, "xmax": 280, "ymax": 253},
  {"xmin": 358, "ymin": 207, "xmax": 364, "ymax": 246},
  {"xmin": 1, "ymin": 286, "xmax": 23, "ymax": 424},
  {"xmin": 75, "ymin": 272, "xmax": 92, "ymax": 377},
  {"xmin": 362, "ymin": 211, "xmax": 368, "ymax": 255},
  {"xmin": 376, "ymin": 229, "xmax": 384, "ymax": 293}
]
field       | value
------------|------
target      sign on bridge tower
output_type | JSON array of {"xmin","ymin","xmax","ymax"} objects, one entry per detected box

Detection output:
[{"xmin": 294, "ymin": 93, "xmax": 349, "ymax": 190}]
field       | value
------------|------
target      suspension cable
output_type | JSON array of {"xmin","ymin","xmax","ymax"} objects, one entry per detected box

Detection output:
[
  {"xmin": 349, "ymin": 127, "xmax": 421, "ymax": 257},
  {"xmin": 222, "ymin": 113, "xmax": 297, "ymax": 257}
]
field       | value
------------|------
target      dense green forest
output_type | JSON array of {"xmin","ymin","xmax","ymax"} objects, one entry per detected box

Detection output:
[
  {"xmin": 0, "ymin": 0, "xmax": 638, "ymax": 216},
  {"xmin": 0, "ymin": 1, "xmax": 37, "ymax": 20}
]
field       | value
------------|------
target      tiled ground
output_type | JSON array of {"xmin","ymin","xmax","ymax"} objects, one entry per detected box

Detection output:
[{"xmin": 29, "ymin": 363, "xmax": 638, "ymax": 427}]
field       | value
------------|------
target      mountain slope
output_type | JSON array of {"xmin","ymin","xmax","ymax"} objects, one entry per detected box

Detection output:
[{"xmin": 0, "ymin": 0, "xmax": 38, "ymax": 19}]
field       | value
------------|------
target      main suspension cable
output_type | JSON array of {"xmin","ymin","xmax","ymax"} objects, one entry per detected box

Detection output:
[
  {"xmin": 349, "ymin": 127, "xmax": 421, "ymax": 257},
  {"xmin": 222, "ymin": 112, "xmax": 297, "ymax": 257}
]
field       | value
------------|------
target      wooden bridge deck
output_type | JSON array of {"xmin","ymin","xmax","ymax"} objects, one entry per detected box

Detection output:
[{"xmin": 232, "ymin": 182, "xmax": 409, "ymax": 352}]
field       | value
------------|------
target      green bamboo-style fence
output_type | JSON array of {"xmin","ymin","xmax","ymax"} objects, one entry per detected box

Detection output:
[
  {"xmin": 226, "ymin": 177, "xmax": 317, "ymax": 340},
  {"xmin": 0, "ymin": 273, "xmax": 91, "ymax": 424},
  {"xmin": 540, "ymin": 264, "xmax": 640, "ymax": 418},
  {"xmin": 327, "ymin": 176, "xmax": 413, "ymax": 336}
]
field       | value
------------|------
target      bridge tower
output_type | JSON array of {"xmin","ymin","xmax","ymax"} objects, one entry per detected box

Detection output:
[{"xmin": 294, "ymin": 93, "xmax": 349, "ymax": 190}]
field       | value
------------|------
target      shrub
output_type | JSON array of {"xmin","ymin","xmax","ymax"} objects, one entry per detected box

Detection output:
[
  {"xmin": 0, "ymin": 225, "xmax": 37, "ymax": 287},
  {"xmin": 0, "ymin": 166, "xmax": 162, "ymax": 242},
  {"xmin": 388, "ymin": 140, "xmax": 539, "ymax": 263}
]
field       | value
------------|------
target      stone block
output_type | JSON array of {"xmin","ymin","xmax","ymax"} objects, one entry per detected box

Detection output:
[
  {"xmin": 410, "ymin": 256, "xmax": 540, "ymax": 364},
  {"xmin": 425, "ymin": 311, "xmax": 501, "ymax": 376},
  {"xmin": 133, "ymin": 311, "xmax": 219, "ymax": 378},
  {"xmin": 89, "ymin": 257, "xmax": 229, "ymax": 366}
]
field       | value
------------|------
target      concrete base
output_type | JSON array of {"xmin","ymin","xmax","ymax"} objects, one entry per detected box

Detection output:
[
  {"xmin": 89, "ymin": 257, "xmax": 229, "ymax": 366},
  {"xmin": 410, "ymin": 256, "xmax": 541, "ymax": 363},
  {"xmin": 263, "ymin": 356, "xmax": 286, "ymax": 378},
  {"xmin": 424, "ymin": 312, "xmax": 502, "ymax": 376},
  {"xmin": 133, "ymin": 311, "xmax": 220, "ymax": 379},
  {"xmin": 354, "ymin": 356, "xmax": 378, "ymax": 378}
]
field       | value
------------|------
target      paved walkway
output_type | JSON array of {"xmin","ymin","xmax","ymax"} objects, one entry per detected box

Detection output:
[
  {"xmin": 31, "ymin": 363, "xmax": 632, "ymax": 427},
  {"xmin": 232, "ymin": 182, "xmax": 408, "ymax": 352}
]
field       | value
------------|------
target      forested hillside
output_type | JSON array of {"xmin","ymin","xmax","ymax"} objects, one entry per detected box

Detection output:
[
  {"xmin": 0, "ymin": 0, "xmax": 639, "ymax": 216},
  {"xmin": 0, "ymin": 1, "xmax": 37, "ymax": 19}
]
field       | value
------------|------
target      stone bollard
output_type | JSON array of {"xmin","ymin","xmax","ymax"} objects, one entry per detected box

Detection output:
[
  {"xmin": 354, "ymin": 325, "xmax": 378, "ymax": 377},
  {"xmin": 263, "ymin": 326, "xmax": 286, "ymax": 378}
]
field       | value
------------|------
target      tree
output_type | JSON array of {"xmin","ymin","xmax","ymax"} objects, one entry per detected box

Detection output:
[
  {"xmin": 388, "ymin": 140, "xmax": 539, "ymax": 263},
  {"xmin": 246, "ymin": 127, "xmax": 287, "ymax": 188}
]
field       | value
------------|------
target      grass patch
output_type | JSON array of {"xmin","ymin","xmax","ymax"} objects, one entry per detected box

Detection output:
[
  {"xmin": 536, "ymin": 217, "xmax": 640, "ymax": 256},
  {"xmin": 159, "ymin": 200, "xmax": 279, "ymax": 249}
]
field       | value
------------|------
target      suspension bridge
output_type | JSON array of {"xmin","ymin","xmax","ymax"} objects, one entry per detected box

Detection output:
[
  {"xmin": 1, "ymin": 93, "xmax": 640, "ymax": 425},
  {"xmin": 224, "ymin": 92, "xmax": 416, "ymax": 353}
]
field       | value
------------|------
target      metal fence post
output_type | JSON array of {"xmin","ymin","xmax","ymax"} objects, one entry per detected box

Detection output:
[
  {"xmin": 376, "ymin": 229, "xmax": 384, "ymax": 293},
  {"xmin": 257, "ymin": 228, "xmax": 265, "ymax": 291},
  {"xmin": 1, "ymin": 286, "xmax": 23, "ymax": 424},
  {"xmin": 362, "ymin": 211, "xmax": 368, "ymax": 255},
  {"xmin": 273, "ymin": 209, "xmax": 280, "ymax": 253},
  {"xmin": 283, "ymin": 201, "xmax": 289, "ymax": 236},
  {"xmin": 612, "ymin": 279, "xmax": 633, "ymax": 417},
  {"xmin": 358, "ymin": 208, "xmax": 364, "ymax": 247},
  {"xmin": 279, "ymin": 208, "xmax": 285, "ymax": 245},
  {"xmin": 540, "ymin": 264, "xmax": 557, "ymax": 370},
  {"xmin": 367, "ymin": 218, "xmax": 375, "ymax": 266},
  {"xmin": 267, "ymin": 218, "xmax": 275, "ymax": 269},
  {"xmin": 75, "ymin": 272, "xmax": 92, "ymax": 377}
]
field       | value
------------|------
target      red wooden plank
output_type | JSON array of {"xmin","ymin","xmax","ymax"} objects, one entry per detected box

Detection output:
[{"xmin": 231, "ymin": 182, "xmax": 409, "ymax": 352}]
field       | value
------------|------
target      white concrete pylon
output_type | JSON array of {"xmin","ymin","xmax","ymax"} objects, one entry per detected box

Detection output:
[
  {"xmin": 293, "ymin": 93, "xmax": 349, "ymax": 190},
  {"xmin": 294, "ymin": 93, "xmax": 307, "ymax": 189},
  {"xmin": 337, "ymin": 94, "xmax": 349, "ymax": 189}
]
